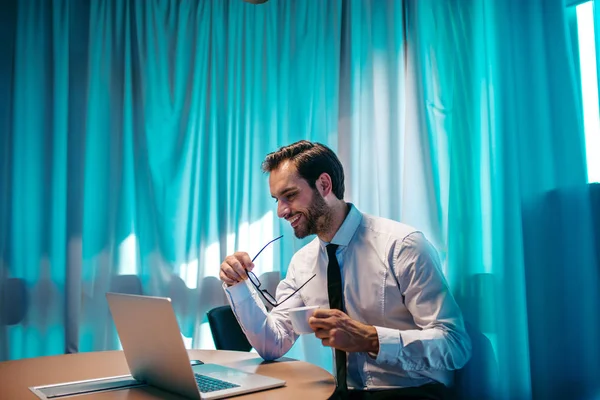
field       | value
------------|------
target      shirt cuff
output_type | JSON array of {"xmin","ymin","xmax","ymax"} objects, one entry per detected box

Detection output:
[
  {"xmin": 223, "ymin": 279, "xmax": 254, "ymax": 303},
  {"xmin": 372, "ymin": 326, "xmax": 403, "ymax": 365}
]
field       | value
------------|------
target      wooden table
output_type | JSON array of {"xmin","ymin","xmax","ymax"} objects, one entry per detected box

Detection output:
[{"xmin": 0, "ymin": 349, "xmax": 335, "ymax": 399}]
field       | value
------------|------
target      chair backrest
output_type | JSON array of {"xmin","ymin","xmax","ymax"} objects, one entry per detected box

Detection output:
[
  {"xmin": 1, "ymin": 278, "xmax": 29, "ymax": 325},
  {"xmin": 453, "ymin": 321, "xmax": 499, "ymax": 400},
  {"xmin": 206, "ymin": 305, "xmax": 252, "ymax": 352}
]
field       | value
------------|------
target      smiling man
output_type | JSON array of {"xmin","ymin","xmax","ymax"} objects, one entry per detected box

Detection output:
[{"xmin": 219, "ymin": 140, "xmax": 471, "ymax": 400}]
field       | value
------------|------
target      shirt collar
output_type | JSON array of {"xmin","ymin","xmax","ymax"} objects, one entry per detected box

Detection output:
[{"xmin": 319, "ymin": 203, "xmax": 362, "ymax": 249}]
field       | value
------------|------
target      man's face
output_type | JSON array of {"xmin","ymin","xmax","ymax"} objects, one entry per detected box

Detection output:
[{"xmin": 269, "ymin": 161, "xmax": 331, "ymax": 239}]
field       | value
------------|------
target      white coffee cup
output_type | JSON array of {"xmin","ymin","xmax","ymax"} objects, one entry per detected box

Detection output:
[{"xmin": 287, "ymin": 305, "xmax": 320, "ymax": 334}]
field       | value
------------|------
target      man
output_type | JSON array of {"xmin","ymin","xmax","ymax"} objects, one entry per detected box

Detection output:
[{"xmin": 219, "ymin": 140, "xmax": 471, "ymax": 399}]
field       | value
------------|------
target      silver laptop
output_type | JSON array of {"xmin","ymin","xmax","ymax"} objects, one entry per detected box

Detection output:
[{"xmin": 106, "ymin": 292, "xmax": 286, "ymax": 399}]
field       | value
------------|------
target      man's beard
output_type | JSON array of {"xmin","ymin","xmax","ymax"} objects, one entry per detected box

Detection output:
[{"xmin": 293, "ymin": 190, "xmax": 332, "ymax": 239}]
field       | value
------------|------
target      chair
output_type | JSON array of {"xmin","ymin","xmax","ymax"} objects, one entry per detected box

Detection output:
[
  {"xmin": 206, "ymin": 305, "xmax": 252, "ymax": 352},
  {"xmin": 453, "ymin": 321, "xmax": 499, "ymax": 400},
  {"xmin": 1, "ymin": 278, "xmax": 28, "ymax": 325}
]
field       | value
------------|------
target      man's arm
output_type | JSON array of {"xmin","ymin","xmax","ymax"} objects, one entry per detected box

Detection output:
[
  {"xmin": 222, "ymin": 263, "xmax": 303, "ymax": 361},
  {"xmin": 372, "ymin": 232, "xmax": 472, "ymax": 370},
  {"xmin": 309, "ymin": 232, "xmax": 471, "ymax": 371},
  {"xmin": 309, "ymin": 308, "xmax": 380, "ymax": 353}
]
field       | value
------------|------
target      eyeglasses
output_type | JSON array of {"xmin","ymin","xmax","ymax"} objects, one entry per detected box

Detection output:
[{"xmin": 247, "ymin": 235, "xmax": 316, "ymax": 307}]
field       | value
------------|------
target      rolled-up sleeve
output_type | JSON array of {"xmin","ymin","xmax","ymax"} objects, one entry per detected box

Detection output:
[{"xmin": 373, "ymin": 232, "xmax": 471, "ymax": 371}]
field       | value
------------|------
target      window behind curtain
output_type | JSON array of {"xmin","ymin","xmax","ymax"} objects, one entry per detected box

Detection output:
[{"xmin": 571, "ymin": 1, "xmax": 600, "ymax": 183}]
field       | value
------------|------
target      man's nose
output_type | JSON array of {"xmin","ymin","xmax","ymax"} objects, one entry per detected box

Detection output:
[{"xmin": 277, "ymin": 202, "xmax": 289, "ymax": 219}]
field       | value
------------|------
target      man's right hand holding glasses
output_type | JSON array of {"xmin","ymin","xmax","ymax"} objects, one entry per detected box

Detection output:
[
  {"xmin": 220, "ymin": 251, "xmax": 255, "ymax": 287},
  {"xmin": 219, "ymin": 235, "xmax": 282, "ymax": 287},
  {"xmin": 219, "ymin": 236, "xmax": 315, "ymax": 307}
]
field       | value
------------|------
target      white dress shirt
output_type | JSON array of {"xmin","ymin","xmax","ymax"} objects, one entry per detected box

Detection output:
[{"xmin": 224, "ymin": 204, "xmax": 471, "ymax": 390}]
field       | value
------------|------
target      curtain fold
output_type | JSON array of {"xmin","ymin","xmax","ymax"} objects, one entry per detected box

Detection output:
[
  {"xmin": 404, "ymin": 0, "xmax": 600, "ymax": 398},
  {"xmin": 338, "ymin": 0, "xmax": 405, "ymax": 224}
]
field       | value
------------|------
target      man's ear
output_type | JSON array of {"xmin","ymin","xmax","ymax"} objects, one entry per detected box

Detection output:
[{"xmin": 317, "ymin": 173, "xmax": 333, "ymax": 197}]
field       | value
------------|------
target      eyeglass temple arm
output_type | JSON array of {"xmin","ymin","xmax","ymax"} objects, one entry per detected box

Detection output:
[
  {"xmin": 273, "ymin": 273, "xmax": 317, "ymax": 307},
  {"xmin": 251, "ymin": 235, "xmax": 284, "ymax": 263}
]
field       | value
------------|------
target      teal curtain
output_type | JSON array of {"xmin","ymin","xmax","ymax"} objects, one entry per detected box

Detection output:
[
  {"xmin": 337, "ymin": 0, "xmax": 405, "ymax": 223},
  {"xmin": 0, "ymin": 0, "xmax": 341, "ymax": 363},
  {"xmin": 400, "ymin": 0, "xmax": 600, "ymax": 398}
]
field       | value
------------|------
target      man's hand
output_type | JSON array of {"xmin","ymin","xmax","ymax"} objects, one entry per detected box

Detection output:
[
  {"xmin": 308, "ymin": 309, "xmax": 379, "ymax": 354},
  {"xmin": 219, "ymin": 252, "xmax": 254, "ymax": 287}
]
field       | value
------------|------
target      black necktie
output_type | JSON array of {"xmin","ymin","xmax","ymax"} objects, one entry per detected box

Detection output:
[{"xmin": 326, "ymin": 244, "xmax": 348, "ymax": 393}]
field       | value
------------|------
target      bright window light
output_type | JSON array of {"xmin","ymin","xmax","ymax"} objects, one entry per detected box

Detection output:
[
  {"xmin": 118, "ymin": 233, "xmax": 138, "ymax": 275},
  {"xmin": 179, "ymin": 258, "xmax": 199, "ymax": 289},
  {"xmin": 179, "ymin": 210, "xmax": 275, "ymax": 288},
  {"xmin": 234, "ymin": 211, "xmax": 275, "ymax": 277},
  {"xmin": 182, "ymin": 332, "xmax": 194, "ymax": 350},
  {"xmin": 199, "ymin": 321, "xmax": 216, "ymax": 350},
  {"xmin": 576, "ymin": 1, "xmax": 600, "ymax": 183}
]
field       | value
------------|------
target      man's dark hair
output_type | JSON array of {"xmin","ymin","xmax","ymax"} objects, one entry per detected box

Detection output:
[{"xmin": 261, "ymin": 140, "xmax": 345, "ymax": 199}]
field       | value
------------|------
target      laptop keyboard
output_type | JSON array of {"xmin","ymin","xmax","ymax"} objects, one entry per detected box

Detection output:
[{"xmin": 194, "ymin": 374, "xmax": 240, "ymax": 393}]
